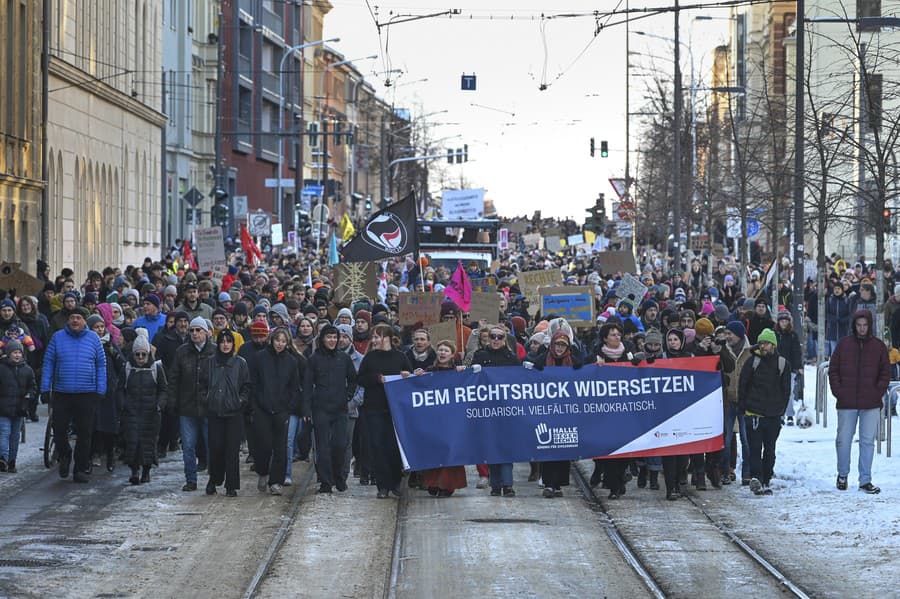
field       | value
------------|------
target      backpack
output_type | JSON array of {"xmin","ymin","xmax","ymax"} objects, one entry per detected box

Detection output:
[
  {"xmin": 752, "ymin": 355, "xmax": 787, "ymax": 376},
  {"xmin": 125, "ymin": 360, "xmax": 161, "ymax": 386}
]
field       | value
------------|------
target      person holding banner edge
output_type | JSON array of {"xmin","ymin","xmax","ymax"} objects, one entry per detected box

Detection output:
[{"xmin": 471, "ymin": 325, "xmax": 522, "ymax": 497}]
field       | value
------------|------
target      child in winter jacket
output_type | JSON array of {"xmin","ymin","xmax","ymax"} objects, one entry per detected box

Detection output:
[
  {"xmin": 0, "ymin": 325, "xmax": 35, "ymax": 355},
  {"xmin": 0, "ymin": 340, "xmax": 36, "ymax": 473}
]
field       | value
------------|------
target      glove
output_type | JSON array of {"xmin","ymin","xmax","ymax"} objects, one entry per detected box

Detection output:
[
  {"xmin": 646, "ymin": 355, "xmax": 656, "ymax": 365},
  {"xmin": 40, "ymin": 392, "xmax": 50, "ymax": 404},
  {"xmin": 523, "ymin": 361, "xmax": 534, "ymax": 370},
  {"xmin": 471, "ymin": 364, "xmax": 482, "ymax": 373}
]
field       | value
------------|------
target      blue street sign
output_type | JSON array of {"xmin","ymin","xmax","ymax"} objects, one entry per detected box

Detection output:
[
  {"xmin": 747, "ymin": 218, "xmax": 760, "ymax": 237},
  {"xmin": 303, "ymin": 185, "xmax": 324, "ymax": 195},
  {"xmin": 461, "ymin": 74, "xmax": 477, "ymax": 91}
]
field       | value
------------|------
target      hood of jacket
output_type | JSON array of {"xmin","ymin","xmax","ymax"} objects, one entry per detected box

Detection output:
[{"xmin": 852, "ymin": 308, "xmax": 874, "ymax": 339}]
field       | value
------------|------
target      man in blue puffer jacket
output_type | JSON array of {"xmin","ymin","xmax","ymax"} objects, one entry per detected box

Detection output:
[{"xmin": 41, "ymin": 306, "xmax": 107, "ymax": 482}]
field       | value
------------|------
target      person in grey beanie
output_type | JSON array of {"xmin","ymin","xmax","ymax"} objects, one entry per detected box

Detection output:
[{"xmin": 336, "ymin": 323, "xmax": 364, "ymax": 483}]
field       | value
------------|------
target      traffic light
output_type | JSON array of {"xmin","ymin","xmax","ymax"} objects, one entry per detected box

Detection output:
[
  {"xmin": 447, "ymin": 148, "xmax": 454, "ymax": 164},
  {"xmin": 364, "ymin": 196, "xmax": 372, "ymax": 212},
  {"xmin": 600, "ymin": 140, "xmax": 609, "ymax": 158},
  {"xmin": 211, "ymin": 202, "xmax": 229, "ymax": 228},
  {"xmin": 308, "ymin": 121, "xmax": 319, "ymax": 147},
  {"xmin": 333, "ymin": 121, "xmax": 343, "ymax": 146},
  {"xmin": 590, "ymin": 137, "xmax": 595, "ymax": 157},
  {"xmin": 884, "ymin": 208, "xmax": 892, "ymax": 233}
]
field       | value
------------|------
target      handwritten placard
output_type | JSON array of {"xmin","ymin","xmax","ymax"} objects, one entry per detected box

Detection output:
[
  {"xmin": 470, "ymin": 276, "xmax": 498, "ymax": 293},
  {"xmin": 540, "ymin": 287, "xmax": 595, "ymax": 327},
  {"xmin": 427, "ymin": 320, "xmax": 459, "ymax": 350},
  {"xmin": 468, "ymin": 291, "xmax": 500, "ymax": 325},
  {"xmin": 519, "ymin": 269, "xmax": 564, "ymax": 306},
  {"xmin": 398, "ymin": 292, "xmax": 444, "ymax": 326}
]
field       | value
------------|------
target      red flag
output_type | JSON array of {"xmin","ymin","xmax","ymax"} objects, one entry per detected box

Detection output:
[
  {"xmin": 240, "ymin": 224, "xmax": 264, "ymax": 266},
  {"xmin": 444, "ymin": 260, "xmax": 472, "ymax": 313},
  {"xmin": 183, "ymin": 239, "xmax": 198, "ymax": 271}
]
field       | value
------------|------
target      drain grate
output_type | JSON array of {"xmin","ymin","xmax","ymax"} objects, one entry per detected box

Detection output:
[
  {"xmin": 0, "ymin": 558, "xmax": 61, "ymax": 568},
  {"xmin": 131, "ymin": 546, "xmax": 177, "ymax": 552},
  {"xmin": 467, "ymin": 518, "xmax": 545, "ymax": 524}
]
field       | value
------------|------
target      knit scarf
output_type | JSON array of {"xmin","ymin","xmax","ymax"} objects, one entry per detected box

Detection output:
[
  {"xmin": 412, "ymin": 348, "xmax": 431, "ymax": 362},
  {"xmin": 600, "ymin": 344, "xmax": 625, "ymax": 360}
]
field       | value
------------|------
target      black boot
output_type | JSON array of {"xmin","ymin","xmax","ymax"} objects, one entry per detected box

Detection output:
[
  {"xmin": 649, "ymin": 470, "xmax": 660, "ymax": 490},
  {"xmin": 140, "ymin": 465, "xmax": 151, "ymax": 484},
  {"xmin": 695, "ymin": 472, "xmax": 707, "ymax": 491},
  {"xmin": 637, "ymin": 466, "xmax": 648, "ymax": 488},
  {"xmin": 528, "ymin": 462, "xmax": 540, "ymax": 482},
  {"xmin": 666, "ymin": 486, "xmax": 682, "ymax": 500},
  {"xmin": 589, "ymin": 460, "xmax": 602, "ymax": 487},
  {"xmin": 106, "ymin": 449, "xmax": 116, "ymax": 473},
  {"xmin": 129, "ymin": 466, "xmax": 140, "ymax": 485}
]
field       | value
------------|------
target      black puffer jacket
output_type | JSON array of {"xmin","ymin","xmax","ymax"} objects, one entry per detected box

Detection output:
[
  {"xmin": 94, "ymin": 341, "xmax": 126, "ymax": 434},
  {"xmin": 152, "ymin": 327, "xmax": 187, "ymax": 375},
  {"xmin": 122, "ymin": 358, "xmax": 168, "ymax": 466},
  {"xmin": 775, "ymin": 328, "xmax": 803, "ymax": 371},
  {"xmin": 202, "ymin": 353, "xmax": 250, "ymax": 417},
  {"xmin": 251, "ymin": 345, "xmax": 302, "ymax": 415},
  {"xmin": 471, "ymin": 346, "xmax": 520, "ymax": 368},
  {"xmin": 0, "ymin": 358, "xmax": 21, "ymax": 418},
  {"xmin": 738, "ymin": 350, "xmax": 792, "ymax": 417},
  {"xmin": 169, "ymin": 341, "xmax": 215, "ymax": 417},
  {"xmin": 303, "ymin": 343, "xmax": 357, "ymax": 416}
]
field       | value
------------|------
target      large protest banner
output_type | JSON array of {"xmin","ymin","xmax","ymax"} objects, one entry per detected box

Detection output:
[{"xmin": 385, "ymin": 357, "xmax": 723, "ymax": 470}]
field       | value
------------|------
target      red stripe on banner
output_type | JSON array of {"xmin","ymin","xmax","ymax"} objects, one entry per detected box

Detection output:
[
  {"xmin": 603, "ymin": 355, "xmax": 720, "ymax": 372},
  {"xmin": 599, "ymin": 435, "xmax": 724, "ymax": 459}
]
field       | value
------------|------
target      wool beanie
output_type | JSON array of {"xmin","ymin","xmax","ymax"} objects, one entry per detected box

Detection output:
[
  {"xmin": 726, "ymin": 321, "xmax": 746, "ymax": 339},
  {"xmin": 694, "ymin": 318, "xmax": 715, "ymax": 338},
  {"xmin": 757, "ymin": 328, "xmax": 777, "ymax": 347}
]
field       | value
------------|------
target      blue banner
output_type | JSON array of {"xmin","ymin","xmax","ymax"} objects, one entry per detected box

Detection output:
[{"xmin": 384, "ymin": 357, "xmax": 723, "ymax": 471}]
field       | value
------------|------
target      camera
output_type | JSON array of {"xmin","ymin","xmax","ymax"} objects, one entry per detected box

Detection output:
[{"xmin": 713, "ymin": 337, "xmax": 727, "ymax": 347}]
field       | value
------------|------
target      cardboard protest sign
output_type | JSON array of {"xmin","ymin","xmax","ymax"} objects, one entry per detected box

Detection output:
[
  {"xmin": 616, "ymin": 273, "xmax": 649, "ymax": 309},
  {"xmin": 427, "ymin": 320, "xmax": 459, "ymax": 349},
  {"xmin": 398, "ymin": 292, "xmax": 444, "ymax": 326},
  {"xmin": 567, "ymin": 234, "xmax": 584, "ymax": 246},
  {"xmin": 195, "ymin": 227, "xmax": 227, "ymax": 274},
  {"xmin": 540, "ymin": 287, "xmax": 594, "ymax": 327},
  {"xmin": 468, "ymin": 291, "xmax": 500, "ymax": 325},
  {"xmin": 596, "ymin": 250, "xmax": 637, "ymax": 275},
  {"xmin": 519, "ymin": 269, "xmax": 563, "ymax": 306},
  {"xmin": 522, "ymin": 233, "xmax": 543, "ymax": 249},
  {"xmin": 508, "ymin": 221, "xmax": 529, "ymax": 234},
  {"xmin": 0, "ymin": 263, "xmax": 43, "ymax": 297},
  {"xmin": 332, "ymin": 262, "xmax": 379, "ymax": 306},
  {"xmin": 545, "ymin": 236, "xmax": 562, "ymax": 252},
  {"xmin": 470, "ymin": 276, "xmax": 498, "ymax": 293}
]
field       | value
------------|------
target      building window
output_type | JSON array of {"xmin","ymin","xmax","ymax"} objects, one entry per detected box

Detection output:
[
  {"xmin": 238, "ymin": 86, "xmax": 252, "ymax": 124},
  {"xmin": 261, "ymin": 40, "xmax": 276, "ymax": 73},
  {"xmin": 858, "ymin": 0, "xmax": 881, "ymax": 31},
  {"xmin": 238, "ymin": 19, "xmax": 252, "ymax": 57},
  {"xmin": 865, "ymin": 72, "xmax": 882, "ymax": 132}
]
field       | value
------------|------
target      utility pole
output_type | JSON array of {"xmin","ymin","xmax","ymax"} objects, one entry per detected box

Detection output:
[
  {"xmin": 161, "ymin": 69, "xmax": 168, "ymax": 246},
  {"xmin": 672, "ymin": 0, "xmax": 683, "ymax": 272},
  {"xmin": 213, "ymin": 11, "xmax": 225, "ymax": 232},
  {"xmin": 625, "ymin": 0, "xmax": 635, "ymax": 260},
  {"xmin": 40, "ymin": 0, "xmax": 50, "ymax": 263},
  {"xmin": 320, "ymin": 116, "xmax": 329, "ymax": 254},
  {"xmin": 792, "ymin": 0, "xmax": 806, "ymax": 338},
  {"xmin": 380, "ymin": 117, "xmax": 388, "ymax": 205}
]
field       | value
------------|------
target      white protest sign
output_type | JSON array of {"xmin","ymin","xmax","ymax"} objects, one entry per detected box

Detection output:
[
  {"xmin": 545, "ymin": 235, "xmax": 562, "ymax": 253},
  {"xmin": 195, "ymin": 227, "xmax": 227, "ymax": 274},
  {"xmin": 616, "ymin": 273, "xmax": 648, "ymax": 309},
  {"xmin": 271, "ymin": 223, "xmax": 283, "ymax": 246},
  {"xmin": 441, "ymin": 188, "xmax": 485, "ymax": 219},
  {"xmin": 498, "ymin": 228, "xmax": 509, "ymax": 251}
]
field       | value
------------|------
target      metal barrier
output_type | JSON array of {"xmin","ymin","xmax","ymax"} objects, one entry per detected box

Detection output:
[
  {"xmin": 882, "ymin": 385, "xmax": 899, "ymax": 458},
  {"xmin": 815, "ymin": 361, "xmax": 830, "ymax": 428}
]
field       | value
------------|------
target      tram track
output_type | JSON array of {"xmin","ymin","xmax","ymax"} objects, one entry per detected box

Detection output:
[{"xmin": 572, "ymin": 460, "xmax": 812, "ymax": 598}]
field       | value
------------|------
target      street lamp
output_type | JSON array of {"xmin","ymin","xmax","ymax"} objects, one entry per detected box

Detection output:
[{"xmin": 276, "ymin": 37, "xmax": 339, "ymax": 229}]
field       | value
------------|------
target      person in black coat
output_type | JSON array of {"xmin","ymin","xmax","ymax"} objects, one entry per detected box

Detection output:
[
  {"xmin": 152, "ymin": 310, "xmax": 189, "ymax": 457},
  {"xmin": 356, "ymin": 323, "xmax": 411, "ymax": 498},
  {"xmin": 17, "ymin": 296, "xmax": 48, "ymax": 421},
  {"xmin": 404, "ymin": 328, "xmax": 436, "ymax": 371},
  {"xmin": 123, "ymin": 335, "xmax": 167, "ymax": 484},
  {"xmin": 0, "ymin": 341, "xmax": 35, "ymax": 472},
  {"xmin": 471, "ymin": 325, "xmax": 521, "ymax": 497},
  {"xmin": 774, "ymin": 310, "xmax": 803, "ymax": 425},
  {"xmin": 87, "ymin": 315, "xmax": 126, "ymax": 473},
  {"xmin": 250, "ymin": 327, "xmax": 302, "ymax": 495},
  {"xmin": 201, "ymin": 329, "xmax": 250, "ymax": 497},
  {"xmin": 304, "ymin": 324, "xmax": 359, "ymax": 494}
]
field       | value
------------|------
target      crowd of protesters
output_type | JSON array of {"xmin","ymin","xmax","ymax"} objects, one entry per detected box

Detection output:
[{"xmin": 0, "ymin": 219, "xmax": 893, "ymax": 498}]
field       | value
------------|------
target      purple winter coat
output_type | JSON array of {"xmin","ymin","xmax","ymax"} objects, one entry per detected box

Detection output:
[{"xmin": 828, "ymin": 310, "xmax": 891, "ymax": 410}]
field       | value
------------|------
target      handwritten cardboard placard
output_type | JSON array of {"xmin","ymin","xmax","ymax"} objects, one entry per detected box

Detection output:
[
  {"xmin": 519, "ymin": 269, "xmax": 563, "ymax": 306},
  {"xmin": 508, "ymin": 221, "xmax": 529, "ymax": 234},
  {"xmin": 332, "ymin": 262, "xmax": 379, "ymax": 306},
  {"xmin": 398, "ymin": 292, "xmax": 443, "ymax": 326},
  {"xmin": 545, "ymin": 235, "xmax": 562, "ymax": 253},
  {"xmin": 468, "ymin": 291, "xmax": 500, "ymax": 325},
  {"xmin": 470, "ymin": 276, "xmax": 498, "ymax": 294},
  {"xmin": 616, "ymin": 273, "xmax": 649, "ymax": 309},
  {"xmin": 522, "ymin": 233, "xmax": 543, "ymax": 249},
  {"xmin": 596, "ymin": 250, "xmax": 638, "ymax": 275},
  {"xmin": 540, "ymin": 286, "xmax": 594, "ymax": 328},
  {"xmin": 427, "ymin": 320, "xmax": 459, "ymax": 349}
]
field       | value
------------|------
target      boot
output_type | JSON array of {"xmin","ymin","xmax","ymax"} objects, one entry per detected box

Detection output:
[
  {"xmin": 649, "ymin": 470, "xmax": 660, "ymax": 490},
  {"xmin": 106, "ymin": 449, "xmax": 116, "ymax": 473},
  {"xmin": 694, "ymin": 472, "xmax": 707, "ymax": 491},
  {"xmin": 637, "ymin": 466, "xmax": 648, "ymax": 488},
  {"xmin": 528, "ymin": 462, "xmax": 540, "ymax": 482},
  {"xmin": 140, "ymin": 465, "xmax": 151, "ymax": 484},
  {"xmin": 129, "ymin": 466, "xmax": 140, "ymax": 485},
  {"xmin": 666, "ymin": 485, "xmax": 682, "ymax": 500},
  {"xmin": 6, "ymin": 460, "xmax": 16, "ymax": 473},
  {"xmin": 707, "ymin": 467, "xmax": 722, "ymax": 489},
  {"xmin": 589, "ymin": 460, "xmax": 602, "ymax": 487}
]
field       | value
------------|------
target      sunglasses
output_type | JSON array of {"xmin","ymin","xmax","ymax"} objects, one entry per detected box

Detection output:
[
  {"xmin": 489, "ymin": 333, "xmax": 505, "ymax": 340},
  {"xmin": 190, "ymin": 328, "xmax": 205, "ymax": 333},
  {"xmin": 134, "ymin": 351, "xmax": 148, "ymax": 357}
]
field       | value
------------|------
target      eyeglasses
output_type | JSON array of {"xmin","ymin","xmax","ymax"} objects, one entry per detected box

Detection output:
[
  {"xmin": 134, "ymin": 351, "xmax": 148, "ymax": 357},
  {"xmin": 553, "ymin": 342, "xmax": 569, "ymax": 348},
  {"xmin": 190, "ymin": 328, "xmax": 205, "ymax": 333},
  {"xmin": 489, "ymin": 333, "xmax": 505, "ymax": 340}
]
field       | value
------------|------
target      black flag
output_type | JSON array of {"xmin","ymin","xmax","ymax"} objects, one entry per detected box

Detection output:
[{"xmin": 340, "ymin": 193, "xmax": 418, "ymax": 262}]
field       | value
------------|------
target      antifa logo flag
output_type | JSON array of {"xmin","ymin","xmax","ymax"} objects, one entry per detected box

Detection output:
[{"xmin": 340, "ymin": 193, "xmax": 418, "ymax": 262}]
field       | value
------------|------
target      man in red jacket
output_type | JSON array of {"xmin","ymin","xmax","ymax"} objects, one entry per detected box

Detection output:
[{"xmin": 828, "ymin": 310, "xmax": 890, "ymax": 494}]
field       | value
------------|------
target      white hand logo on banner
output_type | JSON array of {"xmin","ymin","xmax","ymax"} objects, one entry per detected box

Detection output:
[{"xmin": 535, "ymin": 422, "xmax": 552, "ymax": 445}]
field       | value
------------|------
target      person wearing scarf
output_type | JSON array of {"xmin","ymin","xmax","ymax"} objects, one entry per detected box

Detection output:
[
  {"xmin": 589, "ymin": 322, "xmax": 636, "ymax": 499},
  {"xmin": 662, "ymin": 328, "xmax": 695, "ymax": 498},
  {"xmin": 293, "ymin": 317, "xmax": 317, "ymax": 358},
  {"xmin": 87, "ymin": 314, "xmax": 126, "ymax": 473},
  {"xmin": 533, "ymin": 331, "xmax": 584, "ymax": 498},
  {"xmin": 202, "ymin": 329, "xmax": 250, "ymax": 497},
  {"xmin": 352, "ymin": 310, "xmax": 371, "ymax": 355}
]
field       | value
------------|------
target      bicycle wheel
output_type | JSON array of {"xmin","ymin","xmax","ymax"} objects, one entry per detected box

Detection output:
[{"xmin": 43, "ymin": 417, "xmax": 56, "ymax": 469}]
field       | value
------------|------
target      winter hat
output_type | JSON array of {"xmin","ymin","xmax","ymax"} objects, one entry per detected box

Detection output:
[
  {"xmin": 708, "ymin": 287, "xmax": 720, "ymax": 299},
  {"xmin": 724, "ymin": 274, "xmax": 735, "ymax": 284},
  {"xmin": 86, "ymin": 314, "xmax": 104, "ymax": 330},
  {"xmin": 0, "ymin": 298, "xmax": 15, "ymax": 310},
  {"xmin": 164, "ymin": 285, "xmax": 178, "ymax": 297},
  {"xmin": 700, "ymin": 301, "xmax": 715, "ymax": 316},
  {"xmin": 534, "ymin": 320, "xmax": 549, "ymax": 334},
  {"xmin": 355, "ymin": 310, "xmax": 371, "ymax": 325},
  {"xmin": 714, "ymin": 304, "xmax": 730, "ymax": 322},
  {"xmin": 510, "ymin": 316, "xmax": 526, "ymax": 335},
  {"xmin": 386, "ymin": 284, "xmax": 399, "ymax": 296},
  {"xmin": 302, "ymin": 304, "xmax": 318, "ymax": 316},
  {"xmin": 674, "ymin": 287, "xmax": 686, "ymax": 298},
  {"xmin": 125, "ymin": 289, "xmax": 140, "ymax": 304},
  {"xmin": 336, "ymin": 308, "xmax": 354, "ymax": 322},
  {"xmin": 132, "ymin": 331, "xmax": 151, "ymax": 354},
  {"xmin": 71, "ymin": 306, "xmax": 90, "ymax": 319},
  {"xmin": 644, "ymin": 328, "xmax": 663, "ymax": 346},
  {"xmin": 189, "ymin": 316, "xmax": 209, "ymax": 332},
  {"xmin": 218, "ymin": 292, "xmax": 232, "ymax": 304},
  {"xmin": 83, "ymin": 292, "xmax": 98, "ymax": 305},
  {"xmin": 742, "ymin": 298, "xmax": 756, "ymax": 310},
  {"xmin": 757, "ymin": 328, "xmax": 777, "ymax": 347},
  {"xmin": 694, "ymin": 318, "xmax": 715, "ymax": 338},
  {"xmin": 725, "ymin": 321, "xmax": 746, "ymax": 339},
  {"xmin": 754, "ymin": 297, "xmax": 769, "ymax": 307},
  {"xmin": 232, "ymin": 302, "xmax": 248, "ymax": 317},
  {"xmin": 439, "ymin": 301, "xmax": 460, "ymax": 318},
  {"xmin": 142, "ymin": 295, "xmax": 160, "ymax": 308},
  {"xmin": 777, "ymin": 310, "xmax": 792, "ymax": 321},
  {"xmin": 249, "ymin": 320, "xmax": 270, "ymax": 337},
  {"xmin": 528, "ymin": 332, "xmax": 548, "ymax": 347},
  {"xmin": 172, "ymin": 310, "xmax": 190, "ymax": 322},
  {"xmin": 252, "ymin": 305, "xmax": 269, "ymax": 317},
  {"xmin": 336, "ymin": 323, "xmax": 354, "ymax": 340},
  {"xmin": 4, "ymin": 339, "xmax": 23, "ymax": 356},
  {"xmin": 212, "ymin": 308, "xmax": 228, "ymax": 319}
]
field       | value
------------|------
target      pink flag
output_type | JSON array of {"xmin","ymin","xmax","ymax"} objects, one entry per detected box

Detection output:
[{"xmin": 444, "ymin": 260, "xmax": 472, "ymax": 313}]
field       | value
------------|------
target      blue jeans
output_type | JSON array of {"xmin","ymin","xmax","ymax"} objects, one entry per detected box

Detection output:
[
  {"xmin": 806, "ymin": 331, "xmax": 817, "ymax": 361},
  {"xmin": 721, "ymin": 404, "xmax": 750, "ymax": 477},
  {"xmin": 836, "ymin": 408, "xmax": 880, "ymax": 485},
  {"xmin": 0, "ymin": 416, "xmax": 23, "ymax": 462},
  {"xmin": 488, "ymin": 463, "xmax": 513, "ymax": 489},
  {"xmin": 285, "ymin": 415, "xmax": 300, "ymax": 479},
  {"xmin": 180, "ymin": 416, "xmax": 209, "ymax": 484},
  {"xmin": 784, "ymin": 373, "xmax": 798, "ymax": 419},
  {"xmin": 824, "ymin": 340, "xmax": 838, "ymax": 358}
]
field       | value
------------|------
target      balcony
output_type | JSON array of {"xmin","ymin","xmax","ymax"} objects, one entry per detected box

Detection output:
[
  {"xmin": 261, "ymin": 7, "xmax": 283, "ymax": 37},
  {"xmin": 259, "ymin": 133, "xmax": 280, "ymax": 161},
  {"xmin": 233, "ymin": 120, "xmax": 252, "ymax": 153},
  {"xmin": 262, "ymin": 70, "xmax": 281, "ymax": 99},
  {"xmin": 237, "ymin": 53, "xmax": 252, "ymax": 80},
  {"xmin": 238, "ymin": 0, "xmax": 253, "ymax": 19}
]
